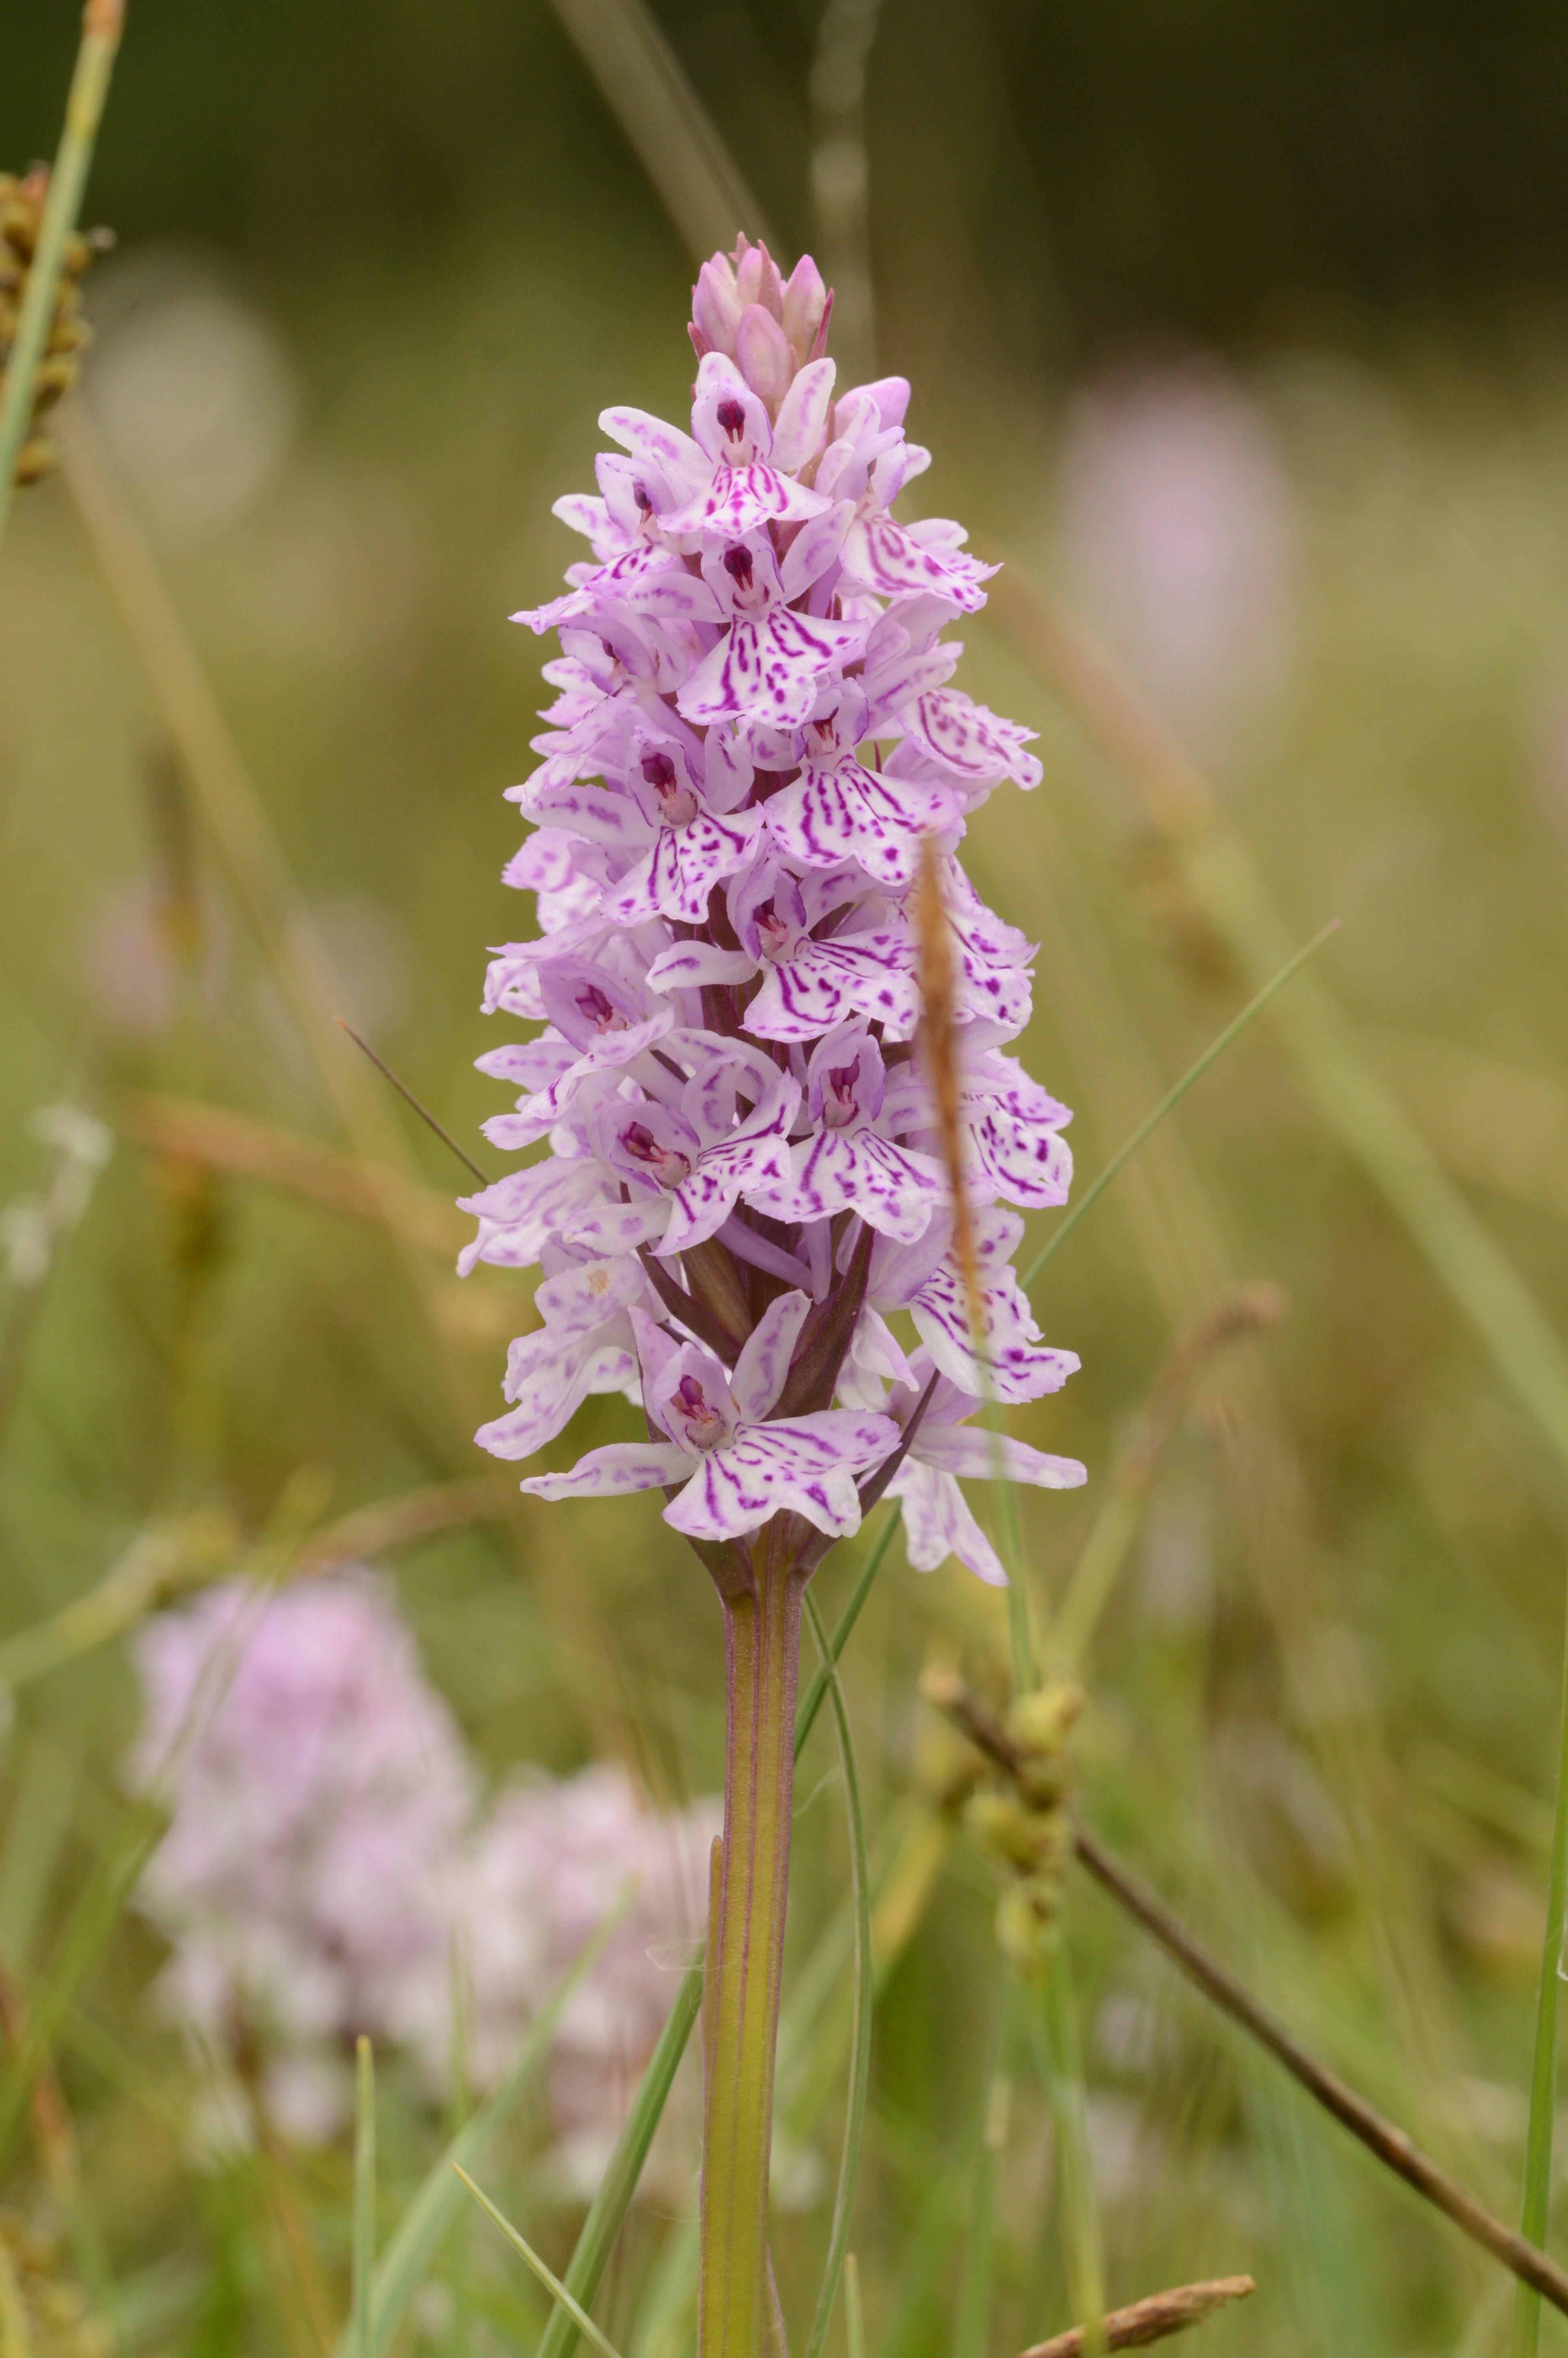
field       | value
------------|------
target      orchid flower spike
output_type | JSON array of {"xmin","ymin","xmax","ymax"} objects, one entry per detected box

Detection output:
[{"xmin": 464, "ymin": 243, "xmax": 1086, "ymax": 1586}]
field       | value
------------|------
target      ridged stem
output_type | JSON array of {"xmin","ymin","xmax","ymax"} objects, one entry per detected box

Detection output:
[{"xmin": 699, "ymin": 1541, "xmax": 803, "ymax": 2358}]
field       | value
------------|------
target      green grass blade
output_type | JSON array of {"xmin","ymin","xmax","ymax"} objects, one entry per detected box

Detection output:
[
  {"xmin": 951, "ymin": 1992, "xmax": 1009, "ymax": 2358},
  {"xmin": 353, "ymin": 2038, "xmax": 376, "ymax": 2358},
  {"xmin": 0, "ymin": 1795, "xmax": 163, "ymax": 2169},
  {"xmin": 330, "ymin": 1887, "xmax": 634, "ymax": 2358},
  {"xmin": 799, "ymin": 1585, "xmax": 875, "ymax": 2358},
  {"xmin": 844, "ymin": 2253, "xmax": 865, "ymax": 2358},
  {"xmin": 795, "ymin": 1507, "xmax": 901, "ymax": 1760},
  {"xmin": 1020, "ymin": 920, "xmax": 1337, "ymax": 1291},
  {"xmin": 629, "ymin": 2217, "xmax": 699, "ymax": 2358},
  {"xmin": 1027, "ymin": 1953, "xmax": 1106, "ymax": 2355},
  {"xmin": 452, "ymin": 2167, "xmax": 627, "ymax": 2358},
  {"xmin": 534, "ymin": 1955, "xmax": 705, "ymax": 2358},
  {"xmin": 1511, "ymin": 1578, "xmax": 1568, "ymax": 2358}
]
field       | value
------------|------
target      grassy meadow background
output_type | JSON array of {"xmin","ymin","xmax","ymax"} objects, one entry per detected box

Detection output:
[{"xmin": 6, "ymin": 0, "xmax": 1568, "ymax": 2351}]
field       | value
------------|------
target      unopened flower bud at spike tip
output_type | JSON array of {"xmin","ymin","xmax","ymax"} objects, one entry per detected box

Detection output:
[{"xmin": 689, "ymin": 239, "xmax": 836, "ymax": 404}]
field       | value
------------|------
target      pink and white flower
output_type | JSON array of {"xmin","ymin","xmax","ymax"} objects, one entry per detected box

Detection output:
[
  {"xmin": 522, "ymin": 1296, "xmax": 898, "ymax": 1543},
  {"xmin": 464, "ymin": 238, "xmax": 1086, "ymax": 1573},
  {"xmin": 856, "ymin": 1350, "xmax": 1085, "ymax": 1586}
]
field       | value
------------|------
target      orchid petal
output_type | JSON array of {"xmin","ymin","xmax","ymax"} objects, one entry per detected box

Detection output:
[
  {"xmin": 607, "ymin": 809, "xmax": 762, "ymax": 927},
  {"xmin": 731, "ymin": 1289, "xmax": 812, "ymax": 1420},
  {"xmin": 770, "ymin": 358, "xmax": 836, "ymax": 472},
  {"xmin": 662, "ymin": 463, "xmax": 830, "ymax": 539},
  {"xmin": 888, "ymin": 1459, "xmax": 1008, "ymax": 1585},
  {"xmin": 520, "ymin": 1440, "xmax": 690, "ymax": 1502},
  {"xmin": 645, "ymin": 942, "xmax": 756, "ymax": 995},
  {"xmin": 677, "ymin": 608, "xmax": 868, "ymax": 730},
  {"xmin": 839, "ymin": 514, "xmax": 998, "ymax": 612},
  {"xmin": 458, "ymin": 1160, "xmax": 610, "ymax": 1276}
]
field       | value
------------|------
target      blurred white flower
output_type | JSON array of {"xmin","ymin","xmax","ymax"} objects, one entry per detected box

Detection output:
[
  {"xmin": 0, "ymin": 1103, "xmax": 113, "ymax": 1289},
  {"xmin": 86, "ymin": 247, "xmax": 297, "ymax": 541},
  {"xmin": 1059, "ymin": 362, "xmax": 1299, "ymax": 764}
]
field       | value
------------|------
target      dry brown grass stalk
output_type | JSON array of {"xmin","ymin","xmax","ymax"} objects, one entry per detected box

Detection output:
[
  {"xmin": 914, "ymin": 836, "xmax": 982, "ymax": 1345},
  {"xmin": 922, "ymin": 1666, "xmax": 1568, "ymax": 2318},
  {"xmin": 115, "ymin": 1092, "xmax": 469, "ymax": 1256},
  {"xmin": 1014, "ymin": 2275, "xmax": 1256, "ymax": 2358}
]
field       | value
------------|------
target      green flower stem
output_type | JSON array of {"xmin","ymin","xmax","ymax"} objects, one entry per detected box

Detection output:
[
  {"xmin": 0, "ymin": 0, "xmax": 123, "ymax": 550},
  {"xmin": 1511, "ymin": 1574, "xmax": 1568, "ymax": 2358},
  {"xmin": 699, "ymin": 1540, "xmax": 804, "ymax": 2358}
]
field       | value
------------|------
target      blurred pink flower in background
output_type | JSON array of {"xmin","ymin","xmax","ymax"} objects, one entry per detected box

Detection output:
[
  {"xmin": 129, "ymin": 1575, "xmax": 718, "ymax": 2189},
  {"xmin": 129, "ymin": 1574, "xmax": 475, "ymax": 2143},
  {"xmin": 1058, "ymin": 362, "xmax": 1299, "ymax": 766},
  {"xmin": 431, "ymin": 1765, "xmax": 718, "ymax": 2201}
]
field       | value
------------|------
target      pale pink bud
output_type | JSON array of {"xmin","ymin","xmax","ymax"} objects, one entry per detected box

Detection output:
[
  {"xmin": 781, "ymin": 255, "xmax": 828, "ymax": 368},
  {"xmin": 735, "ymin": 304, "xmax": 794, "ymax": 410},
  {"xmin": 691, "ymin": 255, "xmax": 744, "ymax": 360},
  {"xmin": 734, "ymin": 236, "xmax": 784, "ymax": 320}
]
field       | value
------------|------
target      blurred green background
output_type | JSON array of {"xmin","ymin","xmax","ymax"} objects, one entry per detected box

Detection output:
[{"xmin": 7, "ymin": 1, "xmax": 1568, "ymax": 2352}]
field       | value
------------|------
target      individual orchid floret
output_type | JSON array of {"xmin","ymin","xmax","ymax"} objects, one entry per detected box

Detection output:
[
  {"xmin": 887, "ymin": 685, "xmax": 1045, "ymax": 797},
  {"xmin": 752, "ymin": 1024, "xmax": 947, "ymax": 1242},
  {"xmin": 871, "ymin": 1350, "xmax": 1086, "ymax": 1586},
  {"xmin": 866, "ymin": 1208, "xmax": 1081, "ymax": 1406},
  {"xmin": 760, "ymin": 685, "xmax": 962, "ymax": 887},
  {"xmin": 647, "ymin": 859, "xmax": 920, "ymax": 1043},
  {"xmin": 660, "ymin": 354, "xmax": 838, "ymax": 536},
  {"xmin": 605, "ymin": 746, "xmax": 764, "ymax": 927},
  {"xmin": 475, "ymin": 1247, "xmax": 646, "ymax": 1462},
  {"xmin": 477, "ymin": 962, "xmax": 676, "ymax": 1151},
  {"xmin": 563, "ymin": 1040, "xmax": 799, "ymax": 1260},
  {"xmin": 676, "ymin": 529, "xmax": 865, "ymax": 731},
  {"xmin": 521, "ymin": 1297, "xmax": 899, "ymax": 1542}
]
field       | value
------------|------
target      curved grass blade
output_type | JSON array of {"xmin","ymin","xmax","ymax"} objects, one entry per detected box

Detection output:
[
  {"xmin": 1021, "ymin": 921, "xmax": 1337, "ymax": 1291},
  {"xmin": 453, "ymin": 2167, "xmax": 628, "ymax": 2358},
  {"xmin": 799, "ymin": 1585, "xmax": 875, "ymax": 2358},
  {"xmin": 795, "ymin": 1507, "xmax": 901, "ymax": 1759},
  {"xmin": 329, "ymin": 1886, "xmax": 633, "ymax": 2358}
]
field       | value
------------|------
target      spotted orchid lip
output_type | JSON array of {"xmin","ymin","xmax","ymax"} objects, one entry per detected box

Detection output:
[{"xmin": 468, "ymin": 245, "xmax": 1082, "ymax": 1565}]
